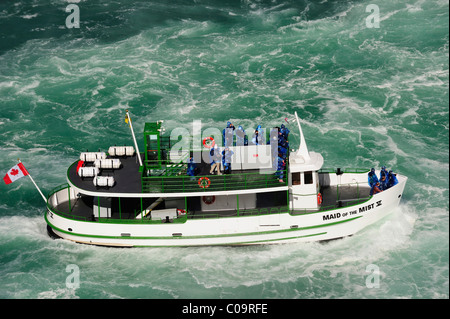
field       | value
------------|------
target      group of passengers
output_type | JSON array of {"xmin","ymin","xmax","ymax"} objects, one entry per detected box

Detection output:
[
  {"xmin": 187, "ymin": 121, "xmax": 290, "ymax": 179},
  {"xmin": 187, "ymin": 147, "xmax": 234, "ymax": 179},
  {"xmin": 274, "ymin": 124, "xmax": 290, "ymax": 183},
  {"xmin": 209, "ymin": 144, "xmax": 234, "ymax": 175},
  {"xmin": 368, "ymin": 166, "xmax": 398, "ymax": 195}
]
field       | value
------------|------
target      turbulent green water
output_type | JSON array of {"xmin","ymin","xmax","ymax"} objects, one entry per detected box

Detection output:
[{"xmin": 0, "ymin": 0, "xmax": 448, "ymax": 299}]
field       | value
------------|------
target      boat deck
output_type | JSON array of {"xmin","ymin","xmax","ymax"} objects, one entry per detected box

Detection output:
[
  {"xmin": 53, "ymin": 183, "xmax": 371, "ymax": 222},
  {"xmin": 321, "ymin": 184, "xmax": 371, "ymax": 208},
  {"xmin": 68, "ymin": 151, "xmax": 287, "ymax": 195}
]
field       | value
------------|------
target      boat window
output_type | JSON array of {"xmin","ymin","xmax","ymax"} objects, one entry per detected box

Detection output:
[
  {"xmin": 292, "ymin": 172, "xmax": 301, "ymax": 185},
  {"xmin": 147, "ymin": 134, "xmax": 159, "ymax": 162},
  {"xmin": 304, "ymin": 171, "xmax": 313, "ymax": 184}
]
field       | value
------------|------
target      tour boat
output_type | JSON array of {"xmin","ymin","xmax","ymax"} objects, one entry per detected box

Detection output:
[{"xmin": 44, "ymin": 112, "xmax": 407, "ymax": 247}]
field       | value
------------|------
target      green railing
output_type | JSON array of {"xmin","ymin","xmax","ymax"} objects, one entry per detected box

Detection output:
[
  {"xmin": 141, "ymin": 169, "xmax": 288, "ymax": 193},
  {"xmin": 46, "ymin": 183, "xmax": 88, "ymax": 222},
  {"xmin": 99, "ymin": 214, "xmax": 188, "ymax": 224},
  {"xmin": 319, "ymin": 168, "xmax": 369, "ymax": 174},
  {"xmin": 187, "ymin": 206, "xmax": 289, "ymax": 219}
]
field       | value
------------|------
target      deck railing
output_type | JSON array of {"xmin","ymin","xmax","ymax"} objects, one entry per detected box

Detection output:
[
  {"xmin": 141, "ymin": 169, "xmax": 288, "ymax": 193},
  {"xmin": 46, "ymin": 183, "xmax": 88, "ymax": 221}
]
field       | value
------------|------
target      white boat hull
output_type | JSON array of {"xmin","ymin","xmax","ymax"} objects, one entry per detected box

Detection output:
[{"xmin": 45, "ymin": 175, "xmax": 407, "ymax": 247}]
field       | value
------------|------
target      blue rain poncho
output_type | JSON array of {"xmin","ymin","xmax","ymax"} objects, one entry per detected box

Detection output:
[
  {"xmin": 252, "ymin": 125, "xmax": 265, "ymax": 145},
  {"xmin": 280, "ymin": 124, "xmax": 290, "ymax": 140},
  {"xmin": 379, "ymin": 174, "xmax": 388, "ymax": 191},
  {"xmin": 387, "ymin": 170, "xmax": 398, "ymax": 188},
  {"xmin": 187, "ymin": 157, "xmax": 196, "ymax": 179},
  {"xmin": 368, "ymin": 168, "xmax": 379, "ymax": 187},
  {"xmin": 236, "ymin": 125, "xmax": 246, "ymax": 146},
  {"xmin": 275, "ymin": 156, "xmax": 286, "ymax": 181},
  {"xmin": 221, "ymin": 148, "xmax": 234, "ymax": 174},
  {"xmin": 209, "ymin": 146, "xmax": 221, "ymax": 164},
  {"xmin": 379, "ymin": 166, "xmax": 388, "ymax": 181},
  {"xmin": 222, "ymin": 121, "xmax": 235, "ymax": 147},
  {"xmin": 278, "ymin": 132, "xmax": 288, "ymax": 150},
  {"xmin": 278, "ymin": 145, "xmax": 287, "ymax": 159}
]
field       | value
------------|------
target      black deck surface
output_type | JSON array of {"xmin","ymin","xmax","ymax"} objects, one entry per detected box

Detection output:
[{"xmin": 68, "ymin": 154, "xmax": 144, "ymax": 194}]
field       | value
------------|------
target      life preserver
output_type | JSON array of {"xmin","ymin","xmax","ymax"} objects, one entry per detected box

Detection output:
[
  {"xmin": 76, "ymin": 160, "xmax": 85, "ymax": 175},
  {"xmin": 202, "ymin": 137, "xmax": 215, "ymax": 149},
  {"xmin": 198, "ymin": 177, "xmax": 211, "ymax": 188},
  {"xmin": 317, "ymin": 193, "xmax": 323, "ymax": 205},
  {"xmin": 202, "ymin": 196, "xmax": 215, "ymax": 205}
]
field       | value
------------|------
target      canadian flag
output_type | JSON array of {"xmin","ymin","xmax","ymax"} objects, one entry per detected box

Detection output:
[{"xmin": 3, "ymin": 163, "xmax": 29, "ymax": 185}]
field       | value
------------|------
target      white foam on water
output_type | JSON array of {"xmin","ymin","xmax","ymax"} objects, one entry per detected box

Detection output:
[{"xmin": 0, "ymin": 0, "xmax": 447, "ymax": 299}]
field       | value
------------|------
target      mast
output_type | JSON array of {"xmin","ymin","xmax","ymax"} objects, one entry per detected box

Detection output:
[
  {"xmin": 125, "ymin": 110, "xmax": 143, "ymax": 167},
  {"xmin": 19, "ymin": 159, "xmax": 47, "ymax": 203},
  {"xmin": 294, "ymin": 111, "xmax": 311, "ymax": 162}
]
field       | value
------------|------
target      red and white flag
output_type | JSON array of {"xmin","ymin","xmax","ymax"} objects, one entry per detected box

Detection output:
[{"xmin": 3, "ymin": 163, "xmax": 29, "ymax": 185}]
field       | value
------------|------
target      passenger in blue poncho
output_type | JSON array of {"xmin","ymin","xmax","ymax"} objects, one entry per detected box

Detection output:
[
  {"xmin": 278, "ymin": 145, "xmax": 287, "ymax": 160},
  {"xmin": 209, "ymin": 145, "xmax": 222, "ymax": 175},
  {"xmin": 387, "ymin": 170, "xmax": 398, "ymax": 189},
  {"xmin": 252, "ymin": 125, "xmax": 265, "ymax": 145},
  {"xmin": 222, "ymin": 147, "xmax": 234, "ymax": 174},
  {"xmin": 278, "ymin": 133, "xmax": 288, "ymax": 151},
  {"xmin": 236, "ymin": 125, "xmax": 246, "ymax": 146},
  {"xmin": 187, "ymin": 156, "xmax": 197, "ymax": 181},
  {"xmin": 280, "ymin": 124, "xmax": 290, "ymax": 140},
  {"xmin": 368, "ymin": 168, "xmax": 379, "ymax": 187},
  {"xmin": 379, "ymin": 174, "xmax": 388, "ymax": 191},
  {"xmin": 222, "ymin": 121, "xmax": 235, "ymax": 147},
  {"xmin": 270, "ymin": 128, "xmax": 279, "ymax": 166},
  {"xmin": 276, "ymin": 156, "xmax": 286, "ymax": 182},
  {"xmin": 379, "ymin": 166, "xmax": 388, "ymax": 181}
]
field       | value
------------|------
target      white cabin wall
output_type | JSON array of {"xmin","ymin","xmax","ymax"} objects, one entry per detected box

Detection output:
[{"xmin": 289, "ymin": 170, "xmax": 320, "ymax": 210}]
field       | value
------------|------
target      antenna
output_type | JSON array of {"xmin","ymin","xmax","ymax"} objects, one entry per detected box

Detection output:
[{"xmin": 294, "ymin": 111, "xmax": 310, "ymax": 162}]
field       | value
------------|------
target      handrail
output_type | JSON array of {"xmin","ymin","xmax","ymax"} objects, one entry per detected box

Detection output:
[
  {"xmin": 319, "ymin": 168, "xmax": 369, "ymax": 173},
  {"xmin": 47, "ymin": 182, "xmax": 70, "ymax": 199},
  {"xmin": 141, "ymin": 169, "xmax": 288, "ymax": 193}
]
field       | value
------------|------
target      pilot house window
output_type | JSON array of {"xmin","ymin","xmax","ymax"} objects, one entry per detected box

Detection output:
[
  {"xmin": 304, "ymin": 171, "xmax": 313, "ymax": 184},
  {"xmin": 292, "ymin": 172, "xmax": 301, "ymax": 185}
]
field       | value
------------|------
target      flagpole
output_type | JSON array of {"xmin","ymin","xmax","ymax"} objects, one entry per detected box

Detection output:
[
  {"xmin": 18, "ymin": 159, "xmax": 47, "ymax": 203},
  {"xmin": 126, "ymin": 110, "xmax": 143, "ymax": 167}
]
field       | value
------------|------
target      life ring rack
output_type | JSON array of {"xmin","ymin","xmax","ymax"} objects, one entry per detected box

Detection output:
[
  {"xmin": 202, "ymin": 137, "xmax": 215, "ymax": 149},
  {"xmin": 198, "ymin": 177, "xmax": 211, "ymax": 189}
]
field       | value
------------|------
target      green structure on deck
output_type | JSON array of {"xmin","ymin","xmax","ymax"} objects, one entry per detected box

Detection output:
[
  {"xmin": 140, "ymin": 122, "xmax": 288, "ymax": 194},
  {"xmin": 143, "ymin": 122, "xmax": 164, "ymax": 169}
]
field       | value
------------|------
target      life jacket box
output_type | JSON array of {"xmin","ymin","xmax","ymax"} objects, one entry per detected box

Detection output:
[
  {"xmin": 108, "ymin": 146, "xmax": 135, "ymax": 157},
  {"xmin": 150, "ymin": 208, "xmax": 178, "ymax": 221},
  {"xmin": 93, "ymin": 176, "xmax": 115, "ymax": 188},
  {"xmin": 78, "ymin": 166, "xmax": 100, "ymax": 178},
  {"xmin": 80, "ymin": 152, "xmax": 106, "ymax": 162},
  {"xmin": 94, "ymin": 158, "xmax": 122, "ymax": 169}
]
